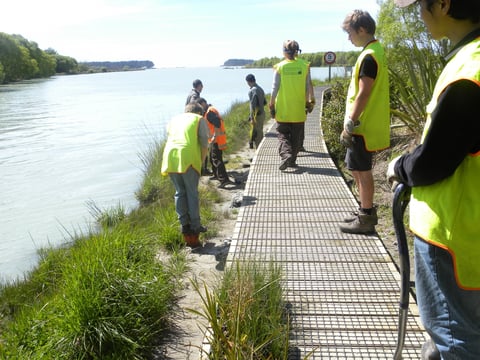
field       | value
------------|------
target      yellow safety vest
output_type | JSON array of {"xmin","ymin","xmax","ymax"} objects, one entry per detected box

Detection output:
[
  {"xmin": 345, "ymin": 40, "xmax": 390, "ymax": 151},
  {"xmin": 274, "ymin": 58, "xmax": 309, "ymax": 123},
  {"xmin": 410, "ymin": 37, "xmax": 480, "ymax": 289},
  {"xmin": 161, "ymin": 112, "xmax": 203, "ymax": 176}
]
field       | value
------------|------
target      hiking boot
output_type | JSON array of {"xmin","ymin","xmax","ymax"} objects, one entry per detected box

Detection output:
[
  {"xmin": 344, "ymin": 208, "xmax": 361, "ymax": 223},
  {"xmin": 279, "ymin": 157, "xmax": 291, "ymax": 170},
  {"xmin": 344, "ymin": 207, "xmax": 377, "ymax": 224},
  {"xmin": 339, "ymin": 212, "xmax": 377, "ymax": 234},
  {"xmin": 184, "ymin": 233, "xmax": 201, "ymax": 248},
  {"xmin": 421, "ymin": 339, "xmax": 440, "ymax": 360}
]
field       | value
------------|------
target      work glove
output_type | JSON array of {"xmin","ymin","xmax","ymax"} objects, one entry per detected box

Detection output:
[
  {"xmin": 387, "ymin": 156, "xmax": 401, "ymax": 191},
  {"xmin": 344, "ymin": 117, "xmax": 360, "ymax": 133},
  {"xmin": 305, "ymin": 99, "xmax": 315, "ymax": 113},
  {"xmin": 339, "ymin": 129, "xmax": 353, "ymax": 148}
]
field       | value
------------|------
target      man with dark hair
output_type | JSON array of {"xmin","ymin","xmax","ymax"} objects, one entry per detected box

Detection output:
[
  {"xmin": 339, "ymin": 10, "xmax": 390, "ymax": 235},
  {"xmin": 245, "ymin": 73, "xmax": 266, "ymax": 149},
  {"xmin": 389, "ymin": 1, "xmax": 480, "ymax": 358},
  {"xmin": 185, "ymin": 79, "xmax": 203, "ymax": 105}
]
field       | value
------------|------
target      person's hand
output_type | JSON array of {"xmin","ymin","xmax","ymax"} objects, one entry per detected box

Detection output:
[
  {"xmin": 269, "ymin": 104, "xmax": 275, "ymax": 118},
  {"xmin": 387, "ymin": 156, "xmax": 401, "ymax": 191},
  {"xmin": 344, "ymin": 117, "xmax": 360, "ymax": 133},
  {"xmin": 339, "ymin": 130, "xmax": 353, "ymax": 148},
  {"xmin": 305, "ymin": 99, "xmax": 315, "ymax": 113}
]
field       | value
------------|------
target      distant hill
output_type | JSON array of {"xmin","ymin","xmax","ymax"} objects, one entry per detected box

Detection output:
[
  {"xmin": 223, "ymin": 59, "xmax": 254, "ymax": 67},
  {"xmin": 80, "ymin": 60, "xmax": 155, "ymax": 71}
]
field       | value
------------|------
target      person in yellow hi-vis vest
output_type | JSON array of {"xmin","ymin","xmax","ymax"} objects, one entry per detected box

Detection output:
[
  {"xmin": 161, "ymin": 103, "xmax": 209, "ymax": 241},
  {"xmin": 388, "ymin": 0, "xmax": 480, "ymax": 358},
  {"xmin": 269, "ymin": 40, "xmax": 315, "ymax": 171},
  {"xmin": 339, "ymin": 10, "xmax": 390, "ymax": 235}
]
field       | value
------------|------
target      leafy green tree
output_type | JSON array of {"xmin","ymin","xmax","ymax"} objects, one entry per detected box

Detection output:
[
  {"xmin": 376, "ymin": 0, "xmax": 446, "ymax": 134},
  {"xmin": 54, "ymin": 55, "xmax": 79, "ymax": 74}
]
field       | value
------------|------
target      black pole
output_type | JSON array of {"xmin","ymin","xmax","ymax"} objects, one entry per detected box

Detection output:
[{"xmin": 392, "ymin": 183, "xmax": 411, "ymax": 360}]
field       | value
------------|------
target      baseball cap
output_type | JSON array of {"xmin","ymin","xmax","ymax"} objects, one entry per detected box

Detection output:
[{"xmin": 394, "ymin": 0, "xmax": 417, "ymax": 7}]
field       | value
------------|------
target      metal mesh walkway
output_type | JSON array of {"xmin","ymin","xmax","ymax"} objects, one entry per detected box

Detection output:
[{"xmin": 225, "ymin": 87, "xmax": 426, "ymax": 359}]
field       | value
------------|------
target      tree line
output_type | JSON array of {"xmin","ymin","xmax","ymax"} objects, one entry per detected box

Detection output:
[
  {"xmin": 0, "ymin": 32, "xmax": 155, "ymax": 84},
  {"xmin": 246, "ymin": 51, "xmax": 360, "ymax": 68},
  {"xmin": 0, "ymin": 33, "xmax": 78, "ymax": 84}
]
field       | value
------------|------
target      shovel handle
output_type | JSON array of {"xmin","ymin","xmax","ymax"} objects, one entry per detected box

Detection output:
[{"xmin": 392, "ymin": 183, "xmax": 411, "ymax": 360}]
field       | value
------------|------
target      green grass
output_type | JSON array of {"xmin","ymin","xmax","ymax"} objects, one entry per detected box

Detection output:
[
  {"xmin": 0, "ymin": 99, "xmax": 288, "ymax": 359},
  {"xmin": 190, "ymin": 261, "xmax": 291, "ymax": 360}
]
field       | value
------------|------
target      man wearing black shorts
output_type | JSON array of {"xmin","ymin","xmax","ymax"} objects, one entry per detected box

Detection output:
[{"xmin": 339, "ymin": 10, "xmax": 391, "ymax": 234}]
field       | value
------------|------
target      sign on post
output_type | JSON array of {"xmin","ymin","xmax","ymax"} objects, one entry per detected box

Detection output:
[{"xmin": 324, "ymin": 51, "xmax": 336, "ymax": 82}]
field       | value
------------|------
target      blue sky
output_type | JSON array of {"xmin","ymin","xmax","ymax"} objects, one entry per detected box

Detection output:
[{"xmin": 4, "ymin": 0, "xmax": 381, "ymax": 68}]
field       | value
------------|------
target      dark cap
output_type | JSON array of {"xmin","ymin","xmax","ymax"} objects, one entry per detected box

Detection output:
[
  {"xmin": 394, "ymin": 0, "xmax": 417, "ymax": 7},
  {"xmin": 245, "ymin": 74, "xmax": 255, "ymax": 82}
]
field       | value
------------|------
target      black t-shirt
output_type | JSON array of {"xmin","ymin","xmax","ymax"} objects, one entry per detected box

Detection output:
[
  {"xmin": 395, "ymin": 80, "xmax": 480, "ymax": 186},
  {"xmin": 395, "ymin": 28, "xmax": 480, "ymax": 186},
  {"xmin": 359, "ymin": 55, "xmax": 377, "ymax": 79}
]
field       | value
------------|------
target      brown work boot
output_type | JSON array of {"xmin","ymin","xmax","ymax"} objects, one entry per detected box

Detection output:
[
  {"xmin": 344, "ymin": 207, "xmax": 377, "ymax": 224},
  {"xmin": 344, "ymin": 208, "xmax": 361, "ymax": 223},
  {"xmin": 339, "ymin": 211, "xmax": 377, "ymax": 234}
]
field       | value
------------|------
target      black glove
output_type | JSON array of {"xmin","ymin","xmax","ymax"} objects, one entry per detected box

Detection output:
[{"xmin": 269, "ymin": 105, "xmax": 275, "ymax": 119}]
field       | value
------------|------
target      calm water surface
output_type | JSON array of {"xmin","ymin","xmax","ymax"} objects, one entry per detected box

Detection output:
[{"xmin": 0, "ymin": 66, "xmax": 344, "ymax": 282}]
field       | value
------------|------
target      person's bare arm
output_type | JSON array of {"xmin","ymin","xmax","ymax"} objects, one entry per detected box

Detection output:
[{"xmin": 349, "ymin": 75, "xmax": 374, "ymax": 120}]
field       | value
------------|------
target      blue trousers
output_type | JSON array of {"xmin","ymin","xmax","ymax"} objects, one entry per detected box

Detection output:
[
  {"xmin": 169, "ymin": 167, "xmax": 201, "ymax": 231},
  {"xmin": 415, "ymin": 236, "xmax": 480, "ymax": 359}
]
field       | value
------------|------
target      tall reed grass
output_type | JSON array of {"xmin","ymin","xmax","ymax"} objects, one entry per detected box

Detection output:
[{"xmin": 190, "ymin": 261, "xmax": 290, "ymax": 360}]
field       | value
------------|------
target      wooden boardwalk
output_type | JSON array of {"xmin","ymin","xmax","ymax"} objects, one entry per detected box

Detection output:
[{"xmin": 225, "ymin": 87, "xmax": 426, "ymax": 359}]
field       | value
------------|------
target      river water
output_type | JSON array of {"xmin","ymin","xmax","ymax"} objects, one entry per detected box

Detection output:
[{"xmin": 0, "ymin": 66, "xmax": 345, "ymax": 282}]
